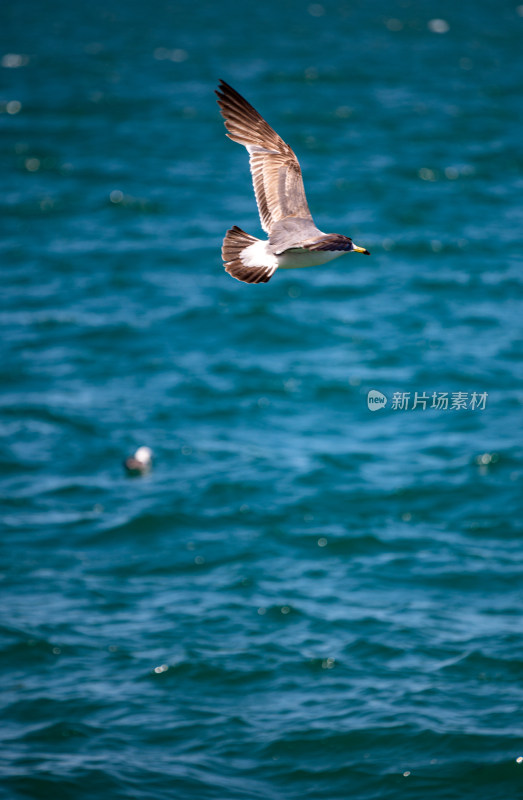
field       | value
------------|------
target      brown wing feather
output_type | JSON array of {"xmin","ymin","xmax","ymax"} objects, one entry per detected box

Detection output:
[{"xmin": 216, "ymin": 80, "xmax": 314, "ymax": 234}]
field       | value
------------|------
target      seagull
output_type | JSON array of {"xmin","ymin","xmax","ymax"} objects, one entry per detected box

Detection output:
[
  {"xmin": 215, "ymin": 80, "xmax": 370, "ymax": 284},
  {"xmin": 123, "ymin": 446, "xmax": 153, "ymax": 476}
]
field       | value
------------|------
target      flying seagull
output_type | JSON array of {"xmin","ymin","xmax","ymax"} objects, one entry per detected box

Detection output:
[{"xmin": 215, "ymin": 80, "xmax": 370, "ymax": 284}]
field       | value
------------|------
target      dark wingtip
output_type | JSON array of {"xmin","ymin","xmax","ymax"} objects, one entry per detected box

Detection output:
[
  {"xmin": 215, "ymin": 79, "xmax": 225, "ymax": 100},
  {"xmin": 216, "ymin": 78, "xmax": 233, "ymax": 97},
  {"xmin": 215, "ymin": 79, "xmax": 236, "ymax": 111}
]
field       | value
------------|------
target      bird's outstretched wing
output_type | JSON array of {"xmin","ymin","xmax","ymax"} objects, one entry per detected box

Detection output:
[{"xmin": 216, "ymin": 80, "xmax": 314, "ymax": 235}]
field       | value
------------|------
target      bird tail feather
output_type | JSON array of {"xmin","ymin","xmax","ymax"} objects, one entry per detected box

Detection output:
[{"xmin": 222, "ymin": 226, "xmax": 276, "ymax": 284}]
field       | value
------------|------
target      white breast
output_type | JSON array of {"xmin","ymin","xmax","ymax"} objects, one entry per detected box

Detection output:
[{"xmin": 277, "ymin": 248, "xmax": 348, "ymax": 269}]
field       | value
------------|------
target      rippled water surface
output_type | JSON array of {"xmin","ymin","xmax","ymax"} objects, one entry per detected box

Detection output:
[{"xmin": 1, "ymin": 1, "xmax": 522, "ymax": 798}]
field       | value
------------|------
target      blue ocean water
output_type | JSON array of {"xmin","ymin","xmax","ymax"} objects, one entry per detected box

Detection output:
[{"xmin": 1, "ymin": 1, "xmax": 522, "ymax": 798}]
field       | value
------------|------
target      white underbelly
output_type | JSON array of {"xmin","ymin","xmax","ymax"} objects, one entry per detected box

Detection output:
[{"xmin": 276, "ymin": 248, "xmax": 347, "ymax": 269}]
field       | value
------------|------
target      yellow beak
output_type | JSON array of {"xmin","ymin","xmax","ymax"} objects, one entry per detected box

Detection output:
[{"xmin": 352, "ymin": 243, "xmax": 370, "ymax": 255}]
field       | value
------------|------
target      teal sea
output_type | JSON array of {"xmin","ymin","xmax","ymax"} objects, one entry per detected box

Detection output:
[{"xmin": 1, "ymin": 1, "xmax": 522, "ymax": 798}]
